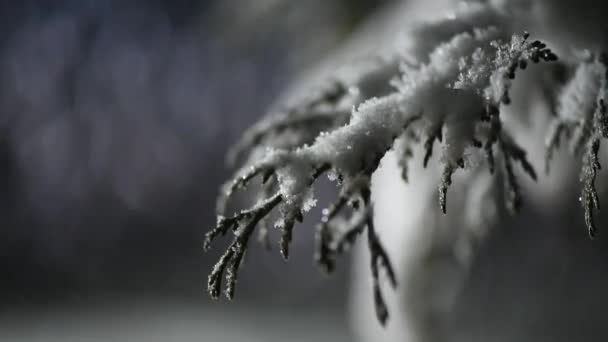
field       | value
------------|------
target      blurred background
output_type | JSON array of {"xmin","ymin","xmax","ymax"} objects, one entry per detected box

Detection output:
[{"xmin": 0, "ymin": 0, "xmax": 389, "ymax": 341}]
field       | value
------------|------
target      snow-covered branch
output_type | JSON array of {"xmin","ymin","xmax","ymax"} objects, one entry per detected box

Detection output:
[
  {"xmin": 204, "ymin": 1, "xmax": 608, "ymax": 325},
  {"xmin": 546, "ymin": 54, "xmax": 608, "ymax": 237}
]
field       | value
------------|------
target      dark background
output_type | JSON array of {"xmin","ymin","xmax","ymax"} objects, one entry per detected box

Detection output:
[{"xmin": 0, "ymin": 1, "xmax": 386, "ymax": 340}]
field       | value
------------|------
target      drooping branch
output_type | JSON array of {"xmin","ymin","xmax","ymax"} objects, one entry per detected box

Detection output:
[
  {"xmin": 582, "ymin": 137, "xmax": 601, "ymax": 237},
  {"xmin": 206, "ymin": 192, "xmax": 282, "ymax": 299},
  {"xmin": 314, "ymin": 173, "xmax": 397, "ymax": 325},
  {"xmin": 205, "ymin": 24, "xmax": 559, "ymax": 325},
  {"xmin": 439, "ymin": 158, "xmax": 464, "ymax": 214},
  {"xmin": 367, "ymin": 208, "xmax": 397, "ymax": 326},
  {"xmin": 545, "ymin": 54, "xmax": 608, "ymax": 236}
]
